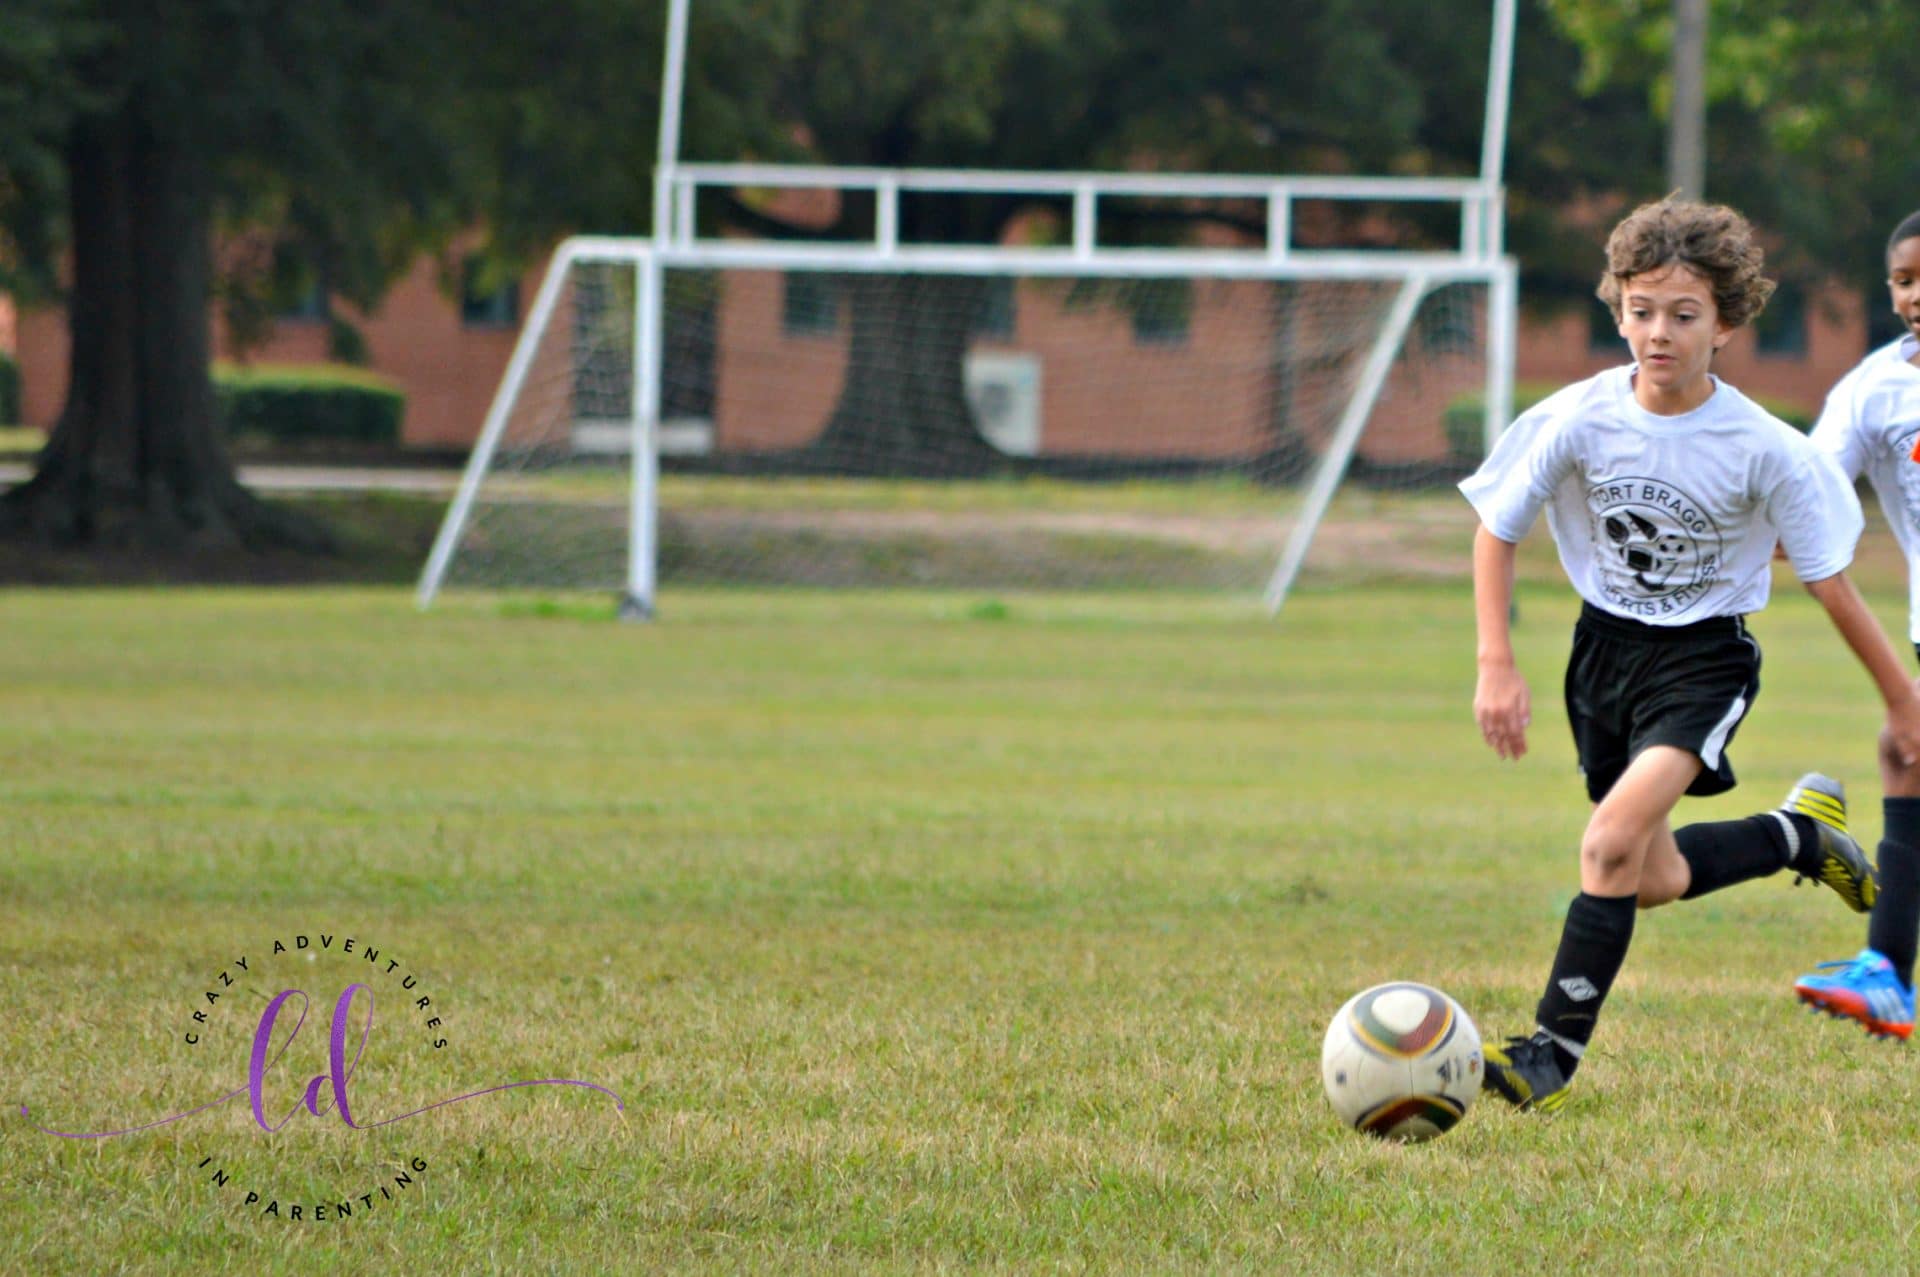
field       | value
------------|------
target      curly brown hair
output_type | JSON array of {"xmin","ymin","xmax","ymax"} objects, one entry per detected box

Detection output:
[{"xmin": 1596, "ymin": 198, "xmax": 1775, "ymax": 329}]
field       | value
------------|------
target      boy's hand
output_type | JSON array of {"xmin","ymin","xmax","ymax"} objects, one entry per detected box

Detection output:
[{"xmin": 1474, "ymin": 660, "xmax": 1531, "ymax": 760}]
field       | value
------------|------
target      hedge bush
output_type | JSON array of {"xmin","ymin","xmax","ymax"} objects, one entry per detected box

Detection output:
[
  {"xmin": 1755, "ymin": 395, "xmax": 1815, "ymax": 432},
  {"xmin": 1442, "ymin": 381, "xmax": 1560, "ymax": 459},
  {"xmin": 214, "ymin": 362, "xmax": 405, "ymax": 445}
]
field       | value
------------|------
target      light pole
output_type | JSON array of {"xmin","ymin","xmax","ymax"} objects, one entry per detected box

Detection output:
[{"xmin": 1668, "ymin": 0, "xmax": 1707, "ymax": 199}]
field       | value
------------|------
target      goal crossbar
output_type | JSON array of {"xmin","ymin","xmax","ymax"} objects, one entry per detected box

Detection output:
[{"xmin": 660, "ymin": 162, "xmax": 1505, "ymax": 265}]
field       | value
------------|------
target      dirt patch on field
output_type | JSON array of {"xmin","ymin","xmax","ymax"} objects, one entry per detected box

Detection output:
[
  {"xmin": 662, "ymin": 503, "xmax": 1475, "ymax": 579},
  {"xmin": 670, "ymin": 500, "xmax": 1476, "ymax": 589},
  {"xmin": 0, "ymin": 473, "xmax": 1481, "ymax": 590}
]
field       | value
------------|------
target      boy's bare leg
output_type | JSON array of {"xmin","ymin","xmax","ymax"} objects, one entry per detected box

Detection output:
[
  {"xmin": 1580, "ymin": 746, "xmax": 1702, "ymax": 897},
  {"xmin": 1637, "ymin": 824, "xmax": 1690, "ymax": 907}
]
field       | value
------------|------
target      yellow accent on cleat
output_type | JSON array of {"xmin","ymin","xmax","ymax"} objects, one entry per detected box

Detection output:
[
  {"xmin": 1784, "ymin": 777, "xmax": 1848, "ymax": 826},
  {"xmin": 1792, "ymin": 792, "xmax": 1846, "ymax": 828},
  {"xmin": 1483, "ymin": 1035, "xmax": 1572, "ymax": 1114},
  {"xmin": 1780, "ymin": 773, "xmax": 1877, "ymax": 913}
]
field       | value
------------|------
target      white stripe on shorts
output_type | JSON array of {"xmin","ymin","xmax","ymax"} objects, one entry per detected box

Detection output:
[{"xmin": 1697, "ymin": 694, "xmax": 1747, "ymax": 770}]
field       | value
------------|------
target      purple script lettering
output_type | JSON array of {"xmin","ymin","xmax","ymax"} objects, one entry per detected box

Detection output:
[{"xmin": 23, "ymin": 985, "xmax": 622, "ymax": 1138}]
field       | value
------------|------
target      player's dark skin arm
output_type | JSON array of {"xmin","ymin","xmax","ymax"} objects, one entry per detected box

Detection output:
[{"xmin": 1804, "ymin": 572, "xmax": 1920, "ymax": 766}]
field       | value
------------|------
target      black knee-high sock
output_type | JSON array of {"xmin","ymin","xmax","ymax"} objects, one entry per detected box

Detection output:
[
  {"xmin": 1868, "ymin": 797, "xmax": 1920, "ymax": 986},
  {"xmin": 1533, "ymin": 891, "xmax": 1637, "ymax": 1077},
  {"xmin": 1675, "ymin": 812, "xmax": 1815, "ymax": 898}
]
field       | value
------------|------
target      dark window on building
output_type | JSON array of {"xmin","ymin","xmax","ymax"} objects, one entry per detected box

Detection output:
[
  {"xmin": 1131, "ymin": 279, "xmax": 1191, "ymax": 346},
  {"xmin": 1753, "ymin": 278, "xmax": 1806, "ymax": 357},
  {"xmin": 972, "ymin": 277, "xmax": 1016, "ymax": 338},
  {"xmin": 782, "ymin": 273, "xmax": 842, "ymax": 335},
  {"xmin": 272, "ymin": 244, "xmax": 327, "ymax": 322},
  {"xmin": 462, "ymin": 258, "xmax": 520, "ymax": 328},
  {"xmin": 279, "ymin": 280, "xmax": 326, "ymax": 322},
  {"xmin": 663, "ymin": 270, "xmax": 718, "ymax": 419}
]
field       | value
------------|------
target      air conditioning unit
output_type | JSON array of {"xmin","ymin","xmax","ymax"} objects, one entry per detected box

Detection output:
[
  {"xmin": 572, "ymin": 416, "xmax": 714, "ymax": 456},
  {"xmin": 964, "ymin": 352, "xmax": 1042, "ymax": 457}
]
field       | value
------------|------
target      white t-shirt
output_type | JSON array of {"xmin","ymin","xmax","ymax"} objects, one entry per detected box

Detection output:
[
  {"xmin": 1808, "ymin": 336, "xmax": 1920, "ymax": 641},
  {"xmin": 1459, "ymin": 365, "xmax": 1861, "ymax": 625}
]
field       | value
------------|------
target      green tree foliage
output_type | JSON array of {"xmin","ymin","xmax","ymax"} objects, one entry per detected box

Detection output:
[
  {"xmin": 0, "ymin": 0, "xmax": 101, "ymax": 302},
  {"xmin": 1543, "ymin": 0, "xmax": 1920, "ymax": 293},
  {"xmin": 5, "ymin": 1, "xmax": 1902, "ymax": 529},
  {"xmin": 0, "ymin": 0, "xmax": 793, "ymax": 544},
  {"xmin": 0, "ymin": 1, "xmax": 498, "ymax": 544}
]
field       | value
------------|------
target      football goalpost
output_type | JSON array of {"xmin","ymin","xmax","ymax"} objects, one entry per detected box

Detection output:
[{"xmin": 418, "ymin": 0, "xmax": 1518, "ymax": 619}]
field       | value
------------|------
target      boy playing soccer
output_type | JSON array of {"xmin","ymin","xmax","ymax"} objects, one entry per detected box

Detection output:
[
  {"xmin": 1459, "ymin": 197, "xmax": 1920, "ymax": 1112},
  {"xmin": 1793, "ymin": 210, "xmax": 1920, "ymax": 1040}
]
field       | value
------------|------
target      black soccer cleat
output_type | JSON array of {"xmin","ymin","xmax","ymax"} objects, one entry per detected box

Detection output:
[
  {"xmin": 1481, "ymin": 1032, "xmax": 1571, "ymax": 1114},
  {"xmin": 1780, "ymin": 773, "xmax": 1877, "ymax": 913}
]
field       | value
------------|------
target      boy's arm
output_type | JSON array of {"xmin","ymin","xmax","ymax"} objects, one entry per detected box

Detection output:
[
  {"xmin": 1473, "ymin": 525, "xmax": 1531, "ymax": 760},
  {"xmin": 1807, "ymin": 371, "xmax": 1869, "ymax": 482},
  {"xmin": 1803, "ymin": 571, "xmax": 1920, "ymax": 766}
]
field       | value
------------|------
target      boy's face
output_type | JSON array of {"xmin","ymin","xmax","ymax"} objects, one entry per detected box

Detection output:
[
  {"xmin": 1887, "ymin": 236, "xmax": 1920, "ymax": 340},
  {"xmin": 1615, "ymin": 264, "xmax": 1730, "ymax": 407}
]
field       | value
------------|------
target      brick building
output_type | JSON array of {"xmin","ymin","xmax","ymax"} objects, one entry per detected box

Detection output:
[{"xmin": 5, "ymin": 241, "xmax": 1871, "ymax": 461}]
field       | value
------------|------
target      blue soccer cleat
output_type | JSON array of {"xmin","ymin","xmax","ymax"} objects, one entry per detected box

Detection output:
[{"xmin": 1794, "ymin": 948, "xmax": 1914, "ymax": 1041}]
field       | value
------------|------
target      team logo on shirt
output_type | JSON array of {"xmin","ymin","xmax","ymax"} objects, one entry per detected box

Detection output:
[
  {"xmin": 1586, "ymin": 477, "xmax": 1721, "ymax": 617},
  {"xmin": 1897, "ymin": 428, "xmax": 1920, "ymax": 530}
]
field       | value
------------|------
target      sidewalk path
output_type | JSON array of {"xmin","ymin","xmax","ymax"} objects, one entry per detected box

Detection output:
[{"xmin": 0, "ymin": 463, "xmax": 463, "ymax": 495}]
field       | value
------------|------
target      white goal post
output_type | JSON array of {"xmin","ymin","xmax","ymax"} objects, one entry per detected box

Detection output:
[{"xmin": 417, "ymin": 0, "xmax": 1518, "ymax": 618}]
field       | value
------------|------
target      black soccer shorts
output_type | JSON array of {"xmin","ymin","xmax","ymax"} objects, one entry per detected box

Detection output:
[{"xmin": 1563, "ymin": 602, "xmax": 1761, "ymax": 803}]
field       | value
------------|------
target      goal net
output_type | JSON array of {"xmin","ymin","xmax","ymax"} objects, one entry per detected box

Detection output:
[
  {"xmin": 419, "ymin": 0, "xmax": 1518, "ymax": 616},
  {"xmin": 419, "ymin": 238, "xmax": 1512, "ymax": 612}
]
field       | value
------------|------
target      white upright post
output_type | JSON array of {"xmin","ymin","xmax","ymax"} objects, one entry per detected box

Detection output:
[
  {"xmin": 622, "ymin": 0, "xmax": 691, "ymax": 620},
  {"xmin": 653, "ymin": 0, "xmax": 692, "ymax": 245},
  {"xmin": 1486, "ymin": 258, "xmax": 1518, "ymax": 453},
  {"xmin": 1480, "ymin": 0, "xmax": 1517, "ymax": 192},
  {"xmin": 1477, "ymin": 0, "xmax": 1519, "ymax": 458},
  {"xmin": 1669, "ymin": 0, "xmax": 1707, "ymax": 200},
  {"xmin": 622, "ymin": 256, "xmax": 663, "ymax": 620}
]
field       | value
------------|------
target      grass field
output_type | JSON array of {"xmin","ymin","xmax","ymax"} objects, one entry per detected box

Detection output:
[{"xmin": 5, "ymin": 571, "xmax": 1920, "ymax": 1274}]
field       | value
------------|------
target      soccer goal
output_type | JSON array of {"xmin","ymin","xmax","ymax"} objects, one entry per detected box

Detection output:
[{"xmin": 417, "ymin": 1, "xmax": 1518, "ymax": 618}]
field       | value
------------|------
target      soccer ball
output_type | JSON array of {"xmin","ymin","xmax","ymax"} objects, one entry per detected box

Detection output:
[{"xmin": 1320, "ymin": 981, "xmax": 1482, "ymax": 1142}]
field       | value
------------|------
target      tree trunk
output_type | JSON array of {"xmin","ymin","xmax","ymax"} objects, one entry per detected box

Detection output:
[
  {"xmin": 1, "ymin": 99, "xmax": 324, "ymax": 551},
  {"xmin": 808, "ymin": 273, "xmax": 1003, "ymax": 477}
]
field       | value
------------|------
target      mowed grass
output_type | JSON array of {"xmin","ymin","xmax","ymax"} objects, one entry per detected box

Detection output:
[{"xmin": 4, "ymin": 576, "xmax": 1920, "ymax": 1274}]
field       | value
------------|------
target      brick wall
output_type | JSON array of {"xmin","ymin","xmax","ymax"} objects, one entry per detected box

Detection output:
[
  {"xmin": 6, "ymin": 254, "xmax": 1870, "ymax": 452},
  {"xmin": 11, "ymin": 253, "xmax": 541, "ymax": 448}
]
